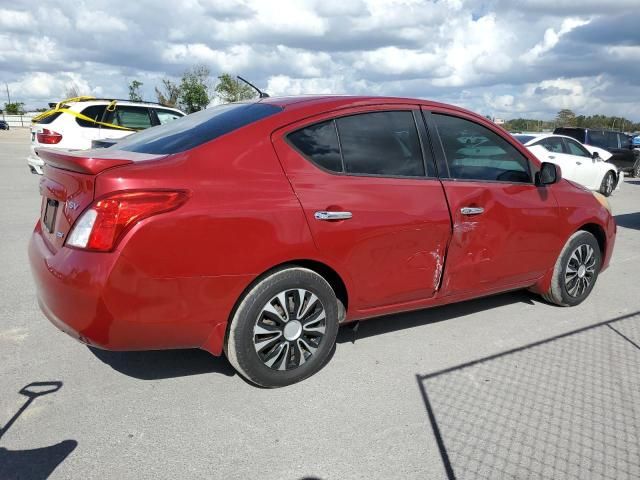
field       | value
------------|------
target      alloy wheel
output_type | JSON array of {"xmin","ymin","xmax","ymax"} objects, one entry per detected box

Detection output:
[
  {"xmin": 253, "ymin": 289, "xmax": 327, "ymax": 371},
  {"xmin": 565, "ymin": 244, "xmax": 597, "ymax": 297}
]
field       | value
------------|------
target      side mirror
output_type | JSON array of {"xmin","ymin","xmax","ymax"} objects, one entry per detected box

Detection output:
[
  {"xmin": 592, "ymin": 151, "xmax": 599, "ymax": 160},
  {"xmin": 535, "ymin": 162, "xmax": 561, "ymax": 186}
]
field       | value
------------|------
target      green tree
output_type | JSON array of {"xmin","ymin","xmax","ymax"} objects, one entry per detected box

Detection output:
[
  {"xmin": 555, "ymin": 109, "xmax": 577, "ymax": 127},
  {"xmin": 214, "ymin": 74, "xmax": 257, "ymax": 103},
  {"xmin": 129, "ymin": 80, "xmax": 144, "ymax": 102},
  {"xmin": 179, "ymin": 65, "xmax": 211, "ymax": 113},
  {"xmin": 155, "ymin": 79, "xmax": 181, "ymax": 108},
  {"xmin": 4, "ymin": 102, "xmax": 25, "ymax": 114}
]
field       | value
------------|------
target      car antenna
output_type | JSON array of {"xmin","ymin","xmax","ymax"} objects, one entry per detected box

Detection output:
[{"xmin": 237, "ymin": 75, "xmax": 270, "ymax": 98}]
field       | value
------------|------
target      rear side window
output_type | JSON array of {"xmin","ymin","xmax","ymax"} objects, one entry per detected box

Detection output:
[
  {"xmin": 588, "ymin": 130, "xmax": 607, "ymax": 149},
  {"xmin": 75, "ymin": 105, "xmax": 106, "ymax": 128},
  {"xmin": 337, "ymin": 111, "xmax": 425, "ymax": 176},
  {"xmin": 537, "ymin": 137, "xmax": 565, "ymax": 153},
  {"xmin": 288, "ymin": 111, "xmax": 428, "ymax": 177},
  {"xmin": 116, "ymin": 103, "xmax": 282, "ymax": 155},
  {"xmin": 114, "ymin": 106, "xmax": 152, "ymax": 130},
  {"xmin": 606, "ymin": 132, "xmax": 619, "ymax": 149},
  {"xmin": 155, "ymin": 109, "xmax": 183, "ymax": 125},
  {"xmin": 288, "ymin": 120, "xmax": 342, "ymax": 172},
  {"xmin": 434, "ymin": 114, "xmax": 532, "ymax": 183}
]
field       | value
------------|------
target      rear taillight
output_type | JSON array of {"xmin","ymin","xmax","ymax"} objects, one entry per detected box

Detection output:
[
  {"xmin": 66, "ymin": 190, "xmax": 189, "ymax": 252},
  {"xmin": 37, "ymin": 128, "xmax": 63, "ymax": 144}
]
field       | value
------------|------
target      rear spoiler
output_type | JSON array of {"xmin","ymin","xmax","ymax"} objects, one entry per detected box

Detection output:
[{"xmin": 36, "ymin": 148, "xmax": 164, "ymax": 175}]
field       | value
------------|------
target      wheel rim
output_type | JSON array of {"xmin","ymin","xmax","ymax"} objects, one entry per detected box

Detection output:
[
  {"xmin": 253, "ymin": 289, "xmax": 327, "ymax": 371},
  {"xmin": 565, "ymin": 244, "xmax": 597, "ymax": 298},
  {"xmin": 605, "ymin": 174, "xmax": 613, "ymax": 194}
]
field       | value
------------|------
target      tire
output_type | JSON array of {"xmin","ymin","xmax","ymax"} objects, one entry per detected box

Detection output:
[
  {"xmin": 225, "ymin": 267, "xmax": 339, "ymax": 387},
  {"xmin": 541, "ymin": 231, "xmax": 601, "ymax": 307},
  {"xmin": 633, "ymin": 156, "xmax": 640, "ymax": 178},
  {"xmin": 599, "ymin": 171, "xmax": 615, "ymax": 197}
]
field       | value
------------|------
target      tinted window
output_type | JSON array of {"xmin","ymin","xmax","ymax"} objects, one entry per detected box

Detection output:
[
  {"xmin": 76, "ymin": 105, "xmax": 106, "ymax": 128},
  {"xmin": 288, "ymin": 120, "xmax": 342, "ymax": 172},
  {"xmin": 554, "ymin": 128, "xmax": 585, "ymax": 143},
  {"xmin": 116, "ymin": 103, "xmax": 282, "ymax": 155},
  {"xmin": 434, "ymin": 114, "xmax": 531, "ymax": 183},
  {"xmin": 564, "ymin": 138, "xmax": 590, "ymax": 157},
  {"xmin": 36, "ymin": 111, "xmax": 63, "ymax": 125},
  {"xmin": 606, "ymin": 132, "xmax": 619, "ymax": 149},
  {"xmin": 336, "ymin": 111, "xmax": 425, "ymax": 177},
  {"xmin": 538, "ymin": 137, "xmax": 565, "ymax": 153},
  {"xmin": 156, "ymin": 109, "xmax": 183, "ymax": 125},
  {"xmin": 588, "ymin": 130, "xmax": 607, "ymax": 149}
]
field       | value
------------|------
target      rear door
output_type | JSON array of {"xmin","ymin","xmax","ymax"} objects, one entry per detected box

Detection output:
[
  {"xmin": 425, "ymin": 109, "xmax": 560, "ymax": 295},
  {"xmin": 607, "ymin": 132, "xmax": 635, "ymax": 171},
  {"xmin": 272, "ymin": 106, "xmax": 452, "ymax": 310}
]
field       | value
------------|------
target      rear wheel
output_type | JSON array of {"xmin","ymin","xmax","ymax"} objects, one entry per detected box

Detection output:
[
  {"xmin": 225, "ymin": 267, "xmax": 339, "ymax": 387},
  {"xmin": 541, "ymin": 231, "xmax": 601, "ymax": 307},
  {"xmin": 599, "ymin": 171, "xmax": 615, "ymax": 197}
]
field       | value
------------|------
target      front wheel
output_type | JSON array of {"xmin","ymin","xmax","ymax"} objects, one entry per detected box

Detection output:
[
  {"xmin": 541, "ymin": 231, "xmax": 602, "ymax": 307},
  {"xmin": 633, "ymin": 156, "xmax": 640, "ymax": 178},
  {"xmin": 225, "ymin": 267, "xmax": 339, "ymax": 387},
  {"xmin": 599, "ymin": 171, "xmax": 615, "ymax": 197}
]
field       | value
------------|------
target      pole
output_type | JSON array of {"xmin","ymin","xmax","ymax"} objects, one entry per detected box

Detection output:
[{"xmin": 5, "ymin": 82, "xmax": 11, "ymax": 105}]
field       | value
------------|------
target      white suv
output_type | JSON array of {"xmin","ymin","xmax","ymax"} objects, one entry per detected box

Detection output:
[{"xmin": 28, "ymin": 99, "xmax": 185, "ymax": 174}]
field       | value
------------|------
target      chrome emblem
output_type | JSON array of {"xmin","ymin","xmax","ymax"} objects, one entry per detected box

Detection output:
[
  {"xmin": 56, "ymin": 231, "xmax": 64, "ymax": 238},
  {"xmin": 67, "ymin": 200, "xmax": 79, "ymax": 210}
]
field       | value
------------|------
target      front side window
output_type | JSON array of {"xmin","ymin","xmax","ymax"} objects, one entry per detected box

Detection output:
[
  {"xmin": 288, "ymin": 111, "xmax": 428, "ymax": 178},
  {"xmin": 433, "ymin": 114, "xmax": 531, "ymax": 183},
  {"xmin": 564, "ymin": 138, "xmax": 590, "ymax": 157},
  {"xmin": 606, "ymin": 132, "xmax": 619, "ymax": 149}
]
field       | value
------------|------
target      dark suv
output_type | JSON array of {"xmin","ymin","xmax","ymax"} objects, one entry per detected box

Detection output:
[
  {"xmin": 554, "ymin": 127, "xmax": 639, "ymax": 176},
  {"xmin": 0, "ymin": 120, "xmax": 9, "ymax": 130}
]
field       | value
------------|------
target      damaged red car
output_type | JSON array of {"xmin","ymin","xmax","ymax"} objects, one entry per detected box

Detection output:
[{"xmin": 29, "ymin": 96, "xmax": 616, "ymax": 387}]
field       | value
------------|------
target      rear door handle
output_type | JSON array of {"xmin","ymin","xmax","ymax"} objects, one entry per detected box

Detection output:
[
  {"xmin": 314, "ymin": 211, "xmax": 353, "ymax": 221},
  {"xmin": 460, "ymin": 207, "xmax": 484, "ymax": 216}
]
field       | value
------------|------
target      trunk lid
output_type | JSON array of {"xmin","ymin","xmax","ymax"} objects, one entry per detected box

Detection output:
[{"xmin": 36, "ymin": 148, "xmax": 166, "ymax": 252}]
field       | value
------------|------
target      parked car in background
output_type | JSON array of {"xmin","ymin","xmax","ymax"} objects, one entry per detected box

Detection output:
[
  {"xmin": 29, "ymin": 96, "xmax": 616, "ymax": 387},
  {"xmin": 554, "ymin": 127, "xmax": 639, "ymax": 177},
  {"xmin": 514, "ymin": 133, "xmax": 621, "ymax": 196},
  {"xmin": 0, "ymin": 120, "xmax": 9, "ymax": 130},
  {"xmin": 27, "ymin": 98, "xmax": 185, "ymax": 174}
]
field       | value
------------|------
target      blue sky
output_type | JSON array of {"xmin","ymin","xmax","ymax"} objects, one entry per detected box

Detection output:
[{"xmin": 1, "ymin": 0, "xmax": 639, "ymax": 119}]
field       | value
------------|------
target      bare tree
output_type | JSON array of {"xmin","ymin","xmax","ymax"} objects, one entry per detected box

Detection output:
[{"xmin": 155, "ymin": 79, "xmax": 181, "ymax": 108}]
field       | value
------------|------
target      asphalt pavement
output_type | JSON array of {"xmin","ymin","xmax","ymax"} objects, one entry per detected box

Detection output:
[{"xmin": 1, "ymin": 127, "xmax": 639, "ymax": 479}]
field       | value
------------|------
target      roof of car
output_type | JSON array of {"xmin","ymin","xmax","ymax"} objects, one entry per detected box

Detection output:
[
  {"xmin": 513, "ymin": 133, "xmax": 581, "ymax": 145},
  {"xmin": 58, "ymin": 99, "xmax": 184, "ymax": 113}
]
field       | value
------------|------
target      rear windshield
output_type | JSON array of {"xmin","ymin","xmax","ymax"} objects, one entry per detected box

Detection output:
[
  {"xmin": 115, "ymin": 102, "xmax": 282, "ymax": 155},
  {"xmin": 512, "ymin": 135, "xmax": 535, "ymax": 144}
]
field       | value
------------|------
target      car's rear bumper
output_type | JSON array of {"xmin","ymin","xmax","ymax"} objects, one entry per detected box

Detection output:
[
  {"xmin": 27, "ymin": 154, "xmax": 44, "ymax": 175},
  {"xmin": 29, "ymin": 222, "xmax": 252, "ymax": 355}
]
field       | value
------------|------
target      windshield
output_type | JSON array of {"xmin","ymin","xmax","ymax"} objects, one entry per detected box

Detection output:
[{"xmin": 114, "ymin": 102, "xmax": 282, "ymax": 155}]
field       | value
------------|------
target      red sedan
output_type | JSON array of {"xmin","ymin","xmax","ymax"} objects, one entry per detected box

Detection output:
[{"xmin": 29, "ymin": 96, "xmax": 616, "ymax": 387}]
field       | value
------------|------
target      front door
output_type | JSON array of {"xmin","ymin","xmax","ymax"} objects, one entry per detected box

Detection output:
[
  {"xmin": 426, "ymin": 109, "xmax": 561, "ymax": 295},
  {"xmin": 272, "ymin": 106, "xmax": 452, "ymax": 310}
]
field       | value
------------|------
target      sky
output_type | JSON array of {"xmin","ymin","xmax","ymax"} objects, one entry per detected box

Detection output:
[{"xmin": 1, "ymin": 0, "xmax": 639, "ymax": 120}]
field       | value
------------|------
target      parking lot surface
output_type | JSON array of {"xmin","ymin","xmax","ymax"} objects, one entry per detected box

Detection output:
[{"xmin": 1, "ymin": 128, "xmax": 639, "ymax": 479}]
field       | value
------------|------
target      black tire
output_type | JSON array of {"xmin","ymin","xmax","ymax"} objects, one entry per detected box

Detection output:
[
  {"xmin": 225, "ymin": 267, "xmax": 339, "ymax": 387},
  {"xmin": 541, "ymin": 231, "xmax": 601, "ymax": 307},
  {"xmin": 599, "ymin": 171, "xmax": 615, "ymax": 197}
]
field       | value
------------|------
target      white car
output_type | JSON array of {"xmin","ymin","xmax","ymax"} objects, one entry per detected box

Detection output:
[
  {"xmin": 28, "ymin": 98, "xmax": 185, "ymax": 174},
  {"xmin": 513, "ymin": 133, "xmax": 621, "ymax": 197}
]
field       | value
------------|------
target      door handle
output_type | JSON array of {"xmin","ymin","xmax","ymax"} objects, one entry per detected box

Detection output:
[
  {"xmin": 314, "ymin": 211, "xmax": 353, "ymax": 221},
  {"xmin": 576, "ymin": 161, "xmax": 582, "ymax": 165},
  {"xmin": 548, "ymin": 155, "xmax": 555, "ymax": 159},
  {"xmin": 460, "ymin": 207, "xmax": 484, "ymax": 216}
]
